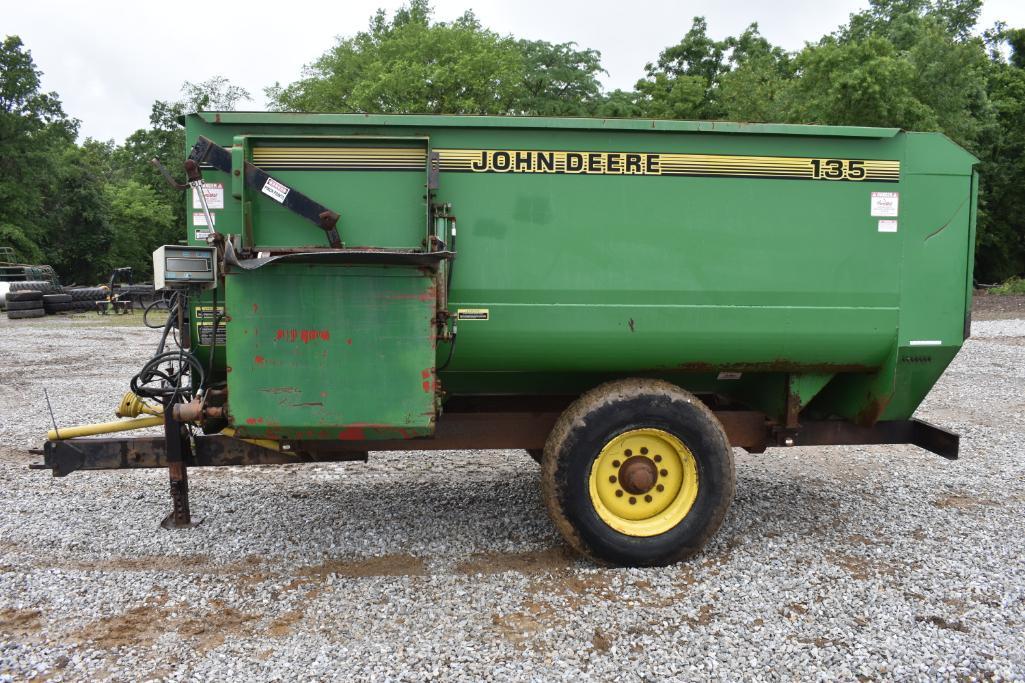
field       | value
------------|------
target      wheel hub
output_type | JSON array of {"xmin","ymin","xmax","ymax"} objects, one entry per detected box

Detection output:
[{"xmin": 619, "ymin": 456, "xmax": 658, "ymax": 494}]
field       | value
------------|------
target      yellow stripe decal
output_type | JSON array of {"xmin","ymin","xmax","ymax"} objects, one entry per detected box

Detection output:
[
  {"xmin": 435, "ymin": 149, "xmax": 899, "ymax": 182},
  {"xmin": 251, "ymin": 146, "xmax": 899, "ymax": 182},
  {"xmin": 252, "ymin": 147, "xmax": 427, "ymax": 170}
]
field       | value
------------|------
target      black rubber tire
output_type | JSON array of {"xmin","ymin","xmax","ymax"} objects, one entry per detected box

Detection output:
[
  {"xmin": 541, "ymin": 378, "xmax": 735, "ymax": 567},
  {"xmin": 68, "ymin": 287, "xmax": 107, "ymax": 302},
  {"xmin": 6, "ymin": 300, "xmax": 45, "ymax": 312},
  {"xmin": 42, "ymin": 293, "xmax": 72, "ymax": 305},
  {"xmin": 527, "ymin": 449, "xmax": 544, "ymax": 464},
  {"xmin": 9, "ymin": 280, "xmax": 60, "ymax": 294},
  {"xmin": 7, "ymin": 308, "xmax": 46, "ymax": 320},
  {"xmin": 6, "ymin": 290, "xmax": 44, "ymax": 303},
  {"xmin": 46, "ymin": 302, "xmax": 75, "ymax": 313},
  {"xmin": 69, "ymin": 300, "xmax": 96, "ymax": 312}
]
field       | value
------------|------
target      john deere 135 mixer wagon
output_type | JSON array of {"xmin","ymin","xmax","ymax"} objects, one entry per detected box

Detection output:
[{"xmin": 38, "ymin": 113, "xmax": 977, "ymax": 566}]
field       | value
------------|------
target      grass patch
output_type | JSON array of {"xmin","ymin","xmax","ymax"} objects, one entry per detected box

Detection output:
[
  {"xmin": 989, "ymin": 277, "xmax": 1025, "ymax": 295},
  {"xmin": 1, "ymin": 311, "xmax": 152, "ymax": 329}
]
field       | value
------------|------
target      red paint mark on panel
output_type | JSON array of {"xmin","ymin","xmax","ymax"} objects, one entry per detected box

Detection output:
[
  {"xmin": 246, "ymin": 418, "xmax": 257, "ymax": 425},
  {"xmin": 346, "ymin": 338, "xmax": 352, "ymax": 346},
  {"xmin": 422, "ymin": 380, "xmax": 431, "ymax": 393},
  {"xmin": 254, "ymin": 355, "xmax": 265, "ymax": 364},
  {"xmin": 337, "ymin": 427, "xmax": 365, "ymax": 440},
  {"xmin": 252, "ymin": 303, "xmax": 258, "ymax": 313},
  {"xmin": 276, "ymin": 328, "xmax": 331, "ymax": 343},
  {"xmin": 421, "ymin": 369, "xmax": 431, "ymax": 379}
]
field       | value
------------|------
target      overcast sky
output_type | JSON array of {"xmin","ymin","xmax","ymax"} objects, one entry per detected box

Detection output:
[{"xmin": 8, "ymin": 0, "xmax": 1025, "ymax": 142}]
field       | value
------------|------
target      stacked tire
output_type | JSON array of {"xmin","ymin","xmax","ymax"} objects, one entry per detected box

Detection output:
[
  {"xmin": 5, "ymin": 290, "xmax": 46, "ymax": 320},
  {"xmin": 43, "ymin": 293, "xmax": 74, "ymax": 314},
  {"xmin": 10, "ymin": 280, "xmax": 62, "ymax": 295},
  {"xmin": 67, "ymin": 286, "xmax": 108, "ymax": 312}
]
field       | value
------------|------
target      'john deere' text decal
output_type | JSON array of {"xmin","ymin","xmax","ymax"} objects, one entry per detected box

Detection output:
[{"xmin": 435, "ymin": 149, "xmax": 900, "ymax": 182}]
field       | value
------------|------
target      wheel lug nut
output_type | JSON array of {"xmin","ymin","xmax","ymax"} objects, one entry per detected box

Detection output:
[
  {"xmin": 624, "ymin": 449, "xmax": 632, "ymax": 456},
  {"xmin": 609, "ymin": 475, "xmax": 617, "ymax": 483},
  {"xmin": 656, "ymin": 484, "xmax": 664, "ymax": 492},
  {"xmin": 615, "ymin": 490, "xmax": 623, "ymax": 497},
  {"xmin": 640, "ymin": 447, "xmax": 648, "ymax": 455},
  {"xmin": 628, "ymin": 497, "xmax": 636, "ymax": 505},
  {"xmin": 654, "ymin": 454, "xmax": 662, "ymax": 462},
  {"xmin": 644, "ymin": 495, "xmax": 652, "ymax": 503},
  {"xmin": 612, "ymin": 460, "xmax": 621, "ymax": 468}
]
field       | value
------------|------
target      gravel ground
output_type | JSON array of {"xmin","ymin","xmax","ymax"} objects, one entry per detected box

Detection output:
[{"xmin": 0, "ymin": 310, "xmax": 1023, "ymax": 681}]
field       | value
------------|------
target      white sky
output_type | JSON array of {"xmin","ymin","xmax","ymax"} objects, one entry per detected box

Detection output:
[{"xmin": 7, "ymin": 0, "xmax": 1025, "ymax": 142}]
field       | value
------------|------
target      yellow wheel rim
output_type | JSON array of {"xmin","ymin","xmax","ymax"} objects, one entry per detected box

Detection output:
[{"xmin": 588, "ymin": 428, "xmax": 699, "ymax": 537}]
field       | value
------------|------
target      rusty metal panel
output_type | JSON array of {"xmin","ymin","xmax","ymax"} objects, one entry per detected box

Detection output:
[{"xmin": 224, "ymin": 263, "xmax": 437, "ymax": 440}]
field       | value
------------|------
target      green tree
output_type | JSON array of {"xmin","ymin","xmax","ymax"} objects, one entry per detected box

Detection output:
[
  {"xmin": 44, "ymin": 143, "xmax": 114, "ymax": 284},
  {"xmin": 268, "ymin": 1, "xmax": 524, "ymax": 114},
  {"xmin": 267, "ymin": 0, "xmax": 606, "ymax": 117},
  {"xmin": 0, "ymin": 35, "xmax": 77, "ymax": 260},
  {"xmin": 633, "ymin": 20, "xmax": 792, "ymax": 122},
  {"xmin": 781, "ymin": 0, "xmax": 990, "ymax": 145},
  {"xmin": 104, "ymin": 179, "xmax": 176, "ymax": 276},
  {"xmin": 593, "ymin": 89, "xmax": 644, "ymax": 118},
  {"xmin": 632, "ymin": 18, "xmax": 726, "ymax": 119},
  {"xmin": 515, "ymin": 39, "xmax": 605, "ymax": 116},
  {"xmin": 717, "ymin": 26, "xmax": 793, "ymax": 122},
  {"xmin": 974, "ymin": 27, "xmax": 1025, "ymax": 280},
  {"xmin": 114, "ymin": 76, "xmax": 251, "ymax": 243}
]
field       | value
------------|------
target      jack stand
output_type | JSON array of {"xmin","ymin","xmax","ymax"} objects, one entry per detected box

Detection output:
[{"xmin": 160, "ymin": 409, "xmax": 201, "ymax": 529}]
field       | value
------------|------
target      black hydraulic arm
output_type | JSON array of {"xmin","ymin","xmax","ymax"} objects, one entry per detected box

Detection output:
[{"xmin": 186, "ymin": 136, "xmax": 342, "ymax": 248}]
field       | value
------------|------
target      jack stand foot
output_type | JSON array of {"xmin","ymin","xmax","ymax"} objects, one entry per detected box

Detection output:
[
  {"xmin": 160, "ymin": 464, "xmax": 202, "ymax": 529},
  {"xmin": 161, "ymin": 418, "xmax": 201, "ymax": 530},
  {"xmin": 160, "ymin": 512, "xmax": 202, "ymax": 530}
]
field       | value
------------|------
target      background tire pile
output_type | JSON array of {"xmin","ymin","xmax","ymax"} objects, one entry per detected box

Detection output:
[
  {"xmin": 67, "ymin": 286, "xmax": 108, "ymax": 312},
  {"xmin": 5, "ymin": 290, "xmax": 46, "ymax": 319},
  {"xmin": 2, "ymin": 281, "xmax": 155, "ymax": 319}
]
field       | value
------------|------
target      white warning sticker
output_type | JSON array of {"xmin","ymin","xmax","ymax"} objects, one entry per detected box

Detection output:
[
  {"xmin": 194, "ymin": 229, "xmax": 211, "ymax": 241},
  {"xmin": 192, "ymin": 183, "xmax": 224, "ymax": 210},
  {"xmin": 878, "ymin": 219, "xmax": 898, "ymax": 233},
  {"xmin": 192, "ymin": 212, "xmax": 215, "ymax": 227},
  {"xmin": 717, "ymin": 371, "xmax": 742, "ymax": 380},
  {"xmin": 871, "ymin": 191, "xmax": 899, "ymax": 217},
  {"xmin": 261, "ymin": 177, "xmax": 290, "ymax": 203}
]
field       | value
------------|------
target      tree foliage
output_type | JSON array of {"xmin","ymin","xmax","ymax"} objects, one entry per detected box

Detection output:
[
  {"xmin": 0, "ymin": 36, "xmax": 76, "ymax": 261},
  {"xmin": 267, "ymin": 0, "xmax": 604, "ymax": 116},
  {"xmin": 0, "ymin": 37, "xmax": 249, "ymax": 283}
]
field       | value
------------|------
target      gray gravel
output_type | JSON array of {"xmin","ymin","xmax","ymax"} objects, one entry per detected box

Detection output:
[{"xmin": 1, "ymin": 313, "xmax": 1023, "ymax": 681}]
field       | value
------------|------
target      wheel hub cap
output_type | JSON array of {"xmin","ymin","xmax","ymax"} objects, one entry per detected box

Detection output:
[{"xmin": 619, "ymin": 456, "xmax": 658, "ymax": 494}]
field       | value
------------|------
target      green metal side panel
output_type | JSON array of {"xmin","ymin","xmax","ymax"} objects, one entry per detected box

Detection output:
[{"xmin": 223, "ymin": 264, "xmax": 437, "ymax": 440}]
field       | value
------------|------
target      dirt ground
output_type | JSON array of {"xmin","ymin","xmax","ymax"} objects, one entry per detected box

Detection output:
[{"xmin": 972, "ymin": 292, "xmax": 1025, "ymax": 320}]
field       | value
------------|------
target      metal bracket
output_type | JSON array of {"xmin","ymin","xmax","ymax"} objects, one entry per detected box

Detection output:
[
  {"xmin": 428, "ymin": 151, "xmax": 440, "ymax": 190},
  {"xmin": 187, "ymin": 136, "xmax": 343, "ymax": 248}
]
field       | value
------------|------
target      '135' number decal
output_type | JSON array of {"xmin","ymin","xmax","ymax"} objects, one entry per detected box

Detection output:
[{"xmin": 809, "ymin": 158, "xmax": 866, "ymax": 180}]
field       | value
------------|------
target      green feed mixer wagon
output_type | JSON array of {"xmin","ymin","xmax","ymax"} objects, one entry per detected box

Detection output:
[{"xmin": 38, "ymin": 112, "xmax": 978, "ymax": 566}]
